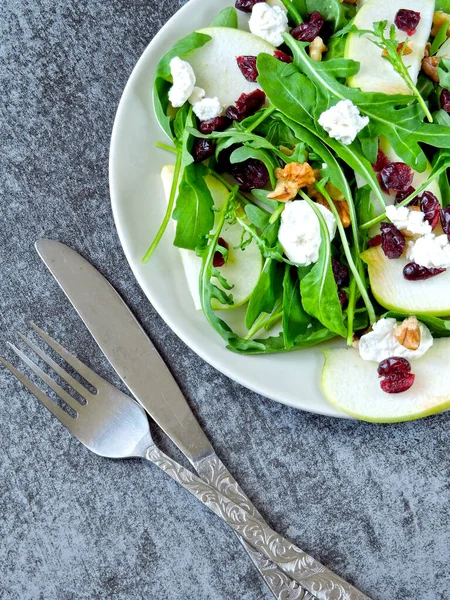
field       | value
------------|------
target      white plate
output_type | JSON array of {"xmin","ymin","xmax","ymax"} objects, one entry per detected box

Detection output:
[{"xmin": 109, "ymin": 0, "xmax": 347, "ymax": 418}]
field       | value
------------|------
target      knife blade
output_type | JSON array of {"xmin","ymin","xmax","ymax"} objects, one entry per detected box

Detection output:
[{"xmin": 35, "ymin": 239, "xmax": 214, "ymax": 463}]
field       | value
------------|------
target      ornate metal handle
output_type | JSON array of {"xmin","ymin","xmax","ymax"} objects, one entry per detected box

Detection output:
[
  {"xmin": 145, "ymin": 445, "xmax": 370, "ymax": 600},
  {"xmin": 195, "ymin": 453, "xmax": 310, "ymax": 600}
]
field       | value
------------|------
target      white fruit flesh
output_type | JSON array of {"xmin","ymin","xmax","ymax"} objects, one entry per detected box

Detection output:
[
  {"xmin": 187, "ymin": 27, "xmax": 274, "ymax": 108},
  {"xmin": 322, "ymin": 339, "xmax": 450, "ymax": 422},
  {"xmin": 361, "ymin": 245, "xmax": 450, "ymax": 315},
  {"xmin": 161, "ymin": 165, "xmax": 262, "ymax": 311},
  {"xmin": 346, "ymin": 0, "xmax": 435, "ymax": 94}
]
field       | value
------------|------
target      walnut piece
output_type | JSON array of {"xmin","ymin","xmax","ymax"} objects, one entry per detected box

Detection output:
[
  {"xmin": 432, "ymin": 10, "xmax": 450, "ymax": 38},
  {"xmin": 308, "ymin": 182, "xmax": 351, "ymax": 227},
  {"xmin": 394, "ymin": 316, "xmax": 421, "ymax": 351},
  {"xmin": 309, "ymin": 37, "xmax": 328, "ymax": 62},
  {"xmin": 267, "ymin": 162, "xmax": 316, "ymax": 202},
  {"xmin": 382, "ymin": 42, "xmax": 413, "ymax": 57},
  {"xmin": 421, "ymin": 56, "xmax": 442, "ymax": 83}
]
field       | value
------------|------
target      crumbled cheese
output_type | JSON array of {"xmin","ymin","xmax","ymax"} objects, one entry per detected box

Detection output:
[
  {"xmin": 168, "ymin": 57, "xmax": 196, "ymax": 108},
  {"xmin": 359, "ymin": 318, "xmax": 433, "ymax": 362},
  {"xmin": 318, "ymin": 100, "xmax": 369, "ymax": 145},
  {"xmin": 249, "ymin": 3, "xmax": 289, "ymax": 47},
  {"xmin": 278, "ymin": 200, "xmax": 337, "ymax": 266},
  {"xmin": 406, "ymin": 234, "xmax": 450, "ymax": 269},
  {"xmin": 386, "ymin": 205, "xmax": 432, "ymax": 236},
  {"xmin": 189, "ymin": 86, "xmax": 205, "ymax": 105},
  {"xmin": 191, "ymin": 97, "xmax": 223, "ymax": 121}
]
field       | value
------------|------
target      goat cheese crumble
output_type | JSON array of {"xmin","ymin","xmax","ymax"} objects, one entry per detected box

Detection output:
[
  {"xmin": 169, "ymin": 57, "xmax": 196, "ymax": 107},
  {"xmin": 278, "ymin": 200, "xmax": 337, "ymax": 266},
  {"xmin": 249, "ymin": 3, "xmax": 289, "ymax": 47},
  {"xmin": 318, "ymin": 100, "xmax": 369, "ymax": 145},
  {"xmin": 359, "ymin": 318, "xmax": 433, "ymax": 362},
  {"xmin": 191, "ymin": 96, "xmax": 223, "ymax": 121},
  {"xmin": 385, "ymin": 205, "xmax": 432, "ymax": 236},
  {"xmin": 406, "ymin": 234, "xmax": 450, "ymax": 269},
  {"xmin": 188, "ymin": 86, "xmax": 205, "ymax": 105}
]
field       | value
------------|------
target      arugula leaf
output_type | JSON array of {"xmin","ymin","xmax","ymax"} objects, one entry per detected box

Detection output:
[
  {"xmin": 153, "ymin": 32, "xmax": 211, "ymax": 140},
  {"xmin": 173, "ymin": 162, "xmax": 215, "ymax": 250},
  {"xmin": 384, "ymin": 312, "xmax": 450, "ymax": 338},
  {"xmin": 283, "ymin": 266, "xmax": 310, "ymax": 349},
  {"xmin": 251, "ymin": 188, "xmax": 279, "ymax": 211},
  {"xmin": 305, "ymin": 0, "xmax": 345, "ymax": 30},
  {"xmin": 438, "ymin": 57, "xmax": 450, "ymax": 90},
  {"xmin": 279, "ymin": 0, "xmax": 303, "ymax": 25},
  {"xmin": 210, "ymin": 7, "xmax": 238, "ymax": 28},
  {"xmin": 299, "ymin": 200, "xmax": 347, "ymax": 338},
  {"xmin": 244, "ymin": 203, "xmax": 280, "ymax": 246},
  {"xmin": 230, "ymin": 325, "xmax": 337, "ymax": 355},
  {"xmin": 436, "ymin": 0, "xmax": 450, "ymax": 11},
  {"xmin": 246, "ymin": 258, "xmax": 284, "ymax": 329},
  {"xmin": 431, "ymin": 23, "xmax": 449, "ymax": 56}
]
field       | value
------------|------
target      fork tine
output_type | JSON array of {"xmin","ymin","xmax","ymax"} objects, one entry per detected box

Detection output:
[
  {"xmin": 0, "ymin": 356, "xmax": 74, "ymax": 429},
  {"xmin": 30, "ymin": 323, "xmax": 103, "ymax": 390},
  {"xmin": 7, "ymin": 343, "xmax": 82, "ymax": 414},
  {"xmin": 18, "ymin": 332, "xmax": 92, "ymax": 399}
]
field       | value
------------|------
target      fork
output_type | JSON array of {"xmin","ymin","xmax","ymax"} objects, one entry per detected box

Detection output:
[{"xmin": 1, "ymin": 324, "xmax": 370, "ymax": 600}]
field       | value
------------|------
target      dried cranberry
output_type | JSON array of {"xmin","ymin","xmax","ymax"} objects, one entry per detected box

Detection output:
[
  {"xmin": 420, "ymin": 191, "xmax": 441, "ymax": 229},
  {"xmin": 237, "ymin": 56, "xmax": 259, "ymax": 82},
  {"xmin": 403, "ymin": 262, "xmax": 446, "ymax": 280},
  {"xmin": 380, "ymin": 222, "xmax": 406, "ymax": 259},
  {"xmin": 193, "ymin": 139, "xmax": 215, "ymax": 163},
  {"xmin": 367, "ymin": 234, "xmax": 382, "ymax": 248},
  {"xmin": 395, "ymin": 186, "xmax": 418, "ymax": 206},
  {"xmin": 440, "ymin": 206, "xmax": 450, "ymax": 240},
  {"xmin": 338, "ymin": 290, "xmax": 348, "ymax": 309},
  {"xmin": 213, "ymin": 238, "xmax": 229, "ymax": 268},
  {"xmin": 372, "ymin": 149, "xmax": 391, "ymax": 173},
  {"xmin": 226, "ymin": 89, "xmax": 266, "ymax": 122},
  {"xmin": 441, "ymin": 89, "xmax": 450, "ymax": 114},
  {"xmin": 332, "ymin": 258, "xmax": 349, "ymax": 288},
  {"xmin": 378, "ymin": 357, "xmax": 411, "ymax": 377},
  {"xmin": 380, "ymin": 372, "xmax": 415, "ymax": 394},
  {"xmin": 199, "ymin": 116, "xmax": 230, "ymax": 134},
  {"xmin": 394, "ymin": 9, "xmax": 421, "ymax": 36},
  {"xmin": 231, "ymin": 158, "xmax": 270, "ymax": 191},
  {"xmin": 291, "ymin": 12, "xmax": 324, "ymax": 43},
  {"xmin": 380, "ymin": 162, "xmax": 414, "ymax": 192},
  {"xmin": 235, "ymin": 0, "xmax": 264, "ymax": 13},
  {"xmin": 274, "ymin": 49, "xmax": 293, "ymax": 63}
]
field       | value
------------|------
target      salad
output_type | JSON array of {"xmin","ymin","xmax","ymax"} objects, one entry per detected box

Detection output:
[{"xmin": 145, "ymin": 0, "xmax": 450, "ymax": 422}]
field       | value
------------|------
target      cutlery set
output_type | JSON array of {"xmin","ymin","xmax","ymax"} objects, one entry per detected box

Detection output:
[{"xmin": 1, "ymin": 239, "xmax": 369, "ymax": 600}]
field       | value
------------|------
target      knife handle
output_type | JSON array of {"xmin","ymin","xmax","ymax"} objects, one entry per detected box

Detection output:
[
  {"xmin": 144, "ymin": 445, "xmax": 370, "ymax": 600},
  {"xmin": 195, "ymin": 454, "xmax": 310, "ymax": 600}
]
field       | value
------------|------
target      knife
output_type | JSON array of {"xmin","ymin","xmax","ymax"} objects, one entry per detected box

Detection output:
[{"xmin": 35, "ymin": 239, "xmax": 369, "ymax": 600}]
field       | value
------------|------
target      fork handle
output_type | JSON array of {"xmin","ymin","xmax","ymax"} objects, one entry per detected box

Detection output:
[
  {"xmin": 144, "ymin": 445, "xmax": 370, "ymax": 600},
  {"xmin": 195, "ymin": 453, "xmax": 310, "ymax": 600}
]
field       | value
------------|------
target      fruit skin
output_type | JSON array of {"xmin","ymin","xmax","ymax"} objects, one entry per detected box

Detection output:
[
  {"xmin": 345, "ymin": 0, "xmax": 435, "ymax": 94},
  {"xmin": 361, "ymin": 245, "xmax": 450, "ymax": 316},
  {"xmin": 187, "ymin": 27, "xmax": 274, "ymax": 108},
  {"xmin": 321, "ymin": 339, "xmax": 450, "ymax": 423},
  {"xmin": 160, "ymin": 165, "xmax": 263, "ymax": 311}
]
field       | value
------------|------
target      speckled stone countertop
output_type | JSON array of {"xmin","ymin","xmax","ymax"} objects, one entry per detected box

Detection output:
[{"xmin": 1, "ymin": 2, "xmax": 449, "ymax": 599}]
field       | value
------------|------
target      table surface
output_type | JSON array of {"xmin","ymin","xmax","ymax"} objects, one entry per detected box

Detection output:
[{"xmin": 1, "ymin": 2, "xmax": 449, "ymax": 599}]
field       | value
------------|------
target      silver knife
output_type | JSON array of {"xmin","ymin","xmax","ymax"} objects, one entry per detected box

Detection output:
[{"xmin": 35, "ymin": 239, "xmax": 370, "ymax": 600}]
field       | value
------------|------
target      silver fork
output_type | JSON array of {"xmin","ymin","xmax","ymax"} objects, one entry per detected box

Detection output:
[{"xmin": 1, "ymin": 325, "xmax": 370, "ymax": 600}]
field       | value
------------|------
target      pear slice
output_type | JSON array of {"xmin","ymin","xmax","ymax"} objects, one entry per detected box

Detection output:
[
  {"xmin": 187, "ymin": 27, "xmax": 275, "ymax": 108},
  {"xmin": 361, "ymin": 245, "xmax": 450, "ymax": 315},
  {"xmin": 346, "ymin": 0, "xmax": 435, "ymax": 94},
  {"xmin": 161, "ymin": 165, "xmax": 263, "ymax": 311},
  {"xmin": 322, "ymin": 340, "xmax": 450, "ymax": 422}
]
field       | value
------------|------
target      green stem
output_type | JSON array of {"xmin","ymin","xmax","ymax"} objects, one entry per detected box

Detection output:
[
  {"xmin": 155, "ymin": 142, "xmax": 177, "ymax": 153},
  {"xmin": 269, "ymin": 202, "xmax": 285, "ymax": 224},
  {"xmin": 245, "ymin": 105, "xmax": 277, "ymax": 133},
  {"xmin": 210, "ymin": 171, "xmax": 250, "ymax": 207},
  {"xmin": 142, "ymin": 150, "xmax": 182, "ymax": 263},
  {"xmin": 279, "ymin": 0, "xmax": 303, "ymax": 25},
  {"xmin": 360, "ymin": 164, "xmax": 449, "ymax": 230},
  {"xmin": 346, "ymin": 277, "xmax": 357, "ymax": 346},
  {"xmin": 245, "ymin": 302, "xmax": 283, "ymax": 340},
  {"xmin": 302, "ymin": 188, "xmax": 376, "ymax": 324}
]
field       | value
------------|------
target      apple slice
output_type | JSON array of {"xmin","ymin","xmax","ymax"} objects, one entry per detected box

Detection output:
[
  {"xmin": 361, "ymin": 245, "xmax": 450, "ymax": 315},
  {"xmin": 161, "ymin": 165, "xmax": 263, "ymax": 311},
  {"xmin": 322, "ymin": 340, "xmax": 450, "ymax": 422},
  {"xmin": 346, "ymin": 0, "xmax": 435, "ymax": 94},
  {"xmin": 187, "ymin": 27, "xmax": 275, "ymax": 108}
]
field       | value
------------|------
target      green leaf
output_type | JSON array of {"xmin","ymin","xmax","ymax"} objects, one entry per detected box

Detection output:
[
  {"xmin": 436, "ymin": 0, "xmax": 450, "ymax": 11},
  {"xmin": 153, "ymin": 78, "xmax": 173, "ymax": 141},
  {"xmin": 173, "ymin": 163, "xmax": 215, "ymax": 250},
  {"xmin": 229, "ymin": 325, "xmax": 337, "ymax": 355},
  {"xmin": 360, "ymin": 136, "xmax": 378, "ymax": 164},
  {"xmin": 299, "ymin": 203, "xmax": 347, "ymax": 338},
  {"xmin": 246, "ymin": 259, "xmax": 284, "ymax": 329},
  {"xmin": 305, "ymin": 0, "xmax": 344, "ymax": 29},
  {"xmin": 251, "ymin": 188, "xmax": 279, "ymax": 211},
  {"xmin": 384, "ymin": 312, "xmax": 450, "ymax": 338},
  {"xmin": 210, "ymin": 7, "xmax": 238, "ymax": 28},
  {"xmin": 431, "ymin": 22, "xmax": 449, "ymax": 55},
  {"xmin": 283, "ymin": 266, "xmax": 310, "ymax": 349},
  {"xmin": 438, "ymin": 57, "xmax": 450, "ymax": 90},
  {"xmin": 314, "ymin": 57, "xmax": 360, "ymax": 79}
]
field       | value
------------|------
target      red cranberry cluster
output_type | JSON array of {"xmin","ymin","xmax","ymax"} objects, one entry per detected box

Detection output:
[
  {"xmin": 441, "ymin": 89, "xmax": 450, "ymax": 114},
  {"xmin": 193, "ymin": 116, "xmax": 231, "ymax": 163},
  {"xmin": 378, "ymin": 357, "xmax": 415, "ymax": 394},
  {"xmin": 226, "ymin": 89, "xmax": 266, "ymax": 122},
  {"xmin": 380, "ymin": 222, "xmax": 406, "ymax": 259},
  {"xmin": 394, "ymin": 9, "xmax": 421, "ymax": 36},
  {"xmin": 231, "ymin": 158, "xmax": 270, "ymax": 191},
  {"xmin": 291, "ymin": 12, "xmax": 324, "ymax": 43},
  {"xmin": 403, "ymin": 263, "xmax": 445, "ymax": 280},
  {"xmin": 332, "ymin": 258, "xmax": 349, "ymax": 308},
  {"xmin": 213, "ymin": 238, "xmax": 229, "ymax": 268},
  {"xmin": 236, "ymin": 50, "xmax": 293, "ymax": 83}
]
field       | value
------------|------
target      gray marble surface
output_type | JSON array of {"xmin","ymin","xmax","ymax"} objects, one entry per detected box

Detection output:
[{"xmin": 1, "ymin": 1, "xmax": 449, "ymax": 599}]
